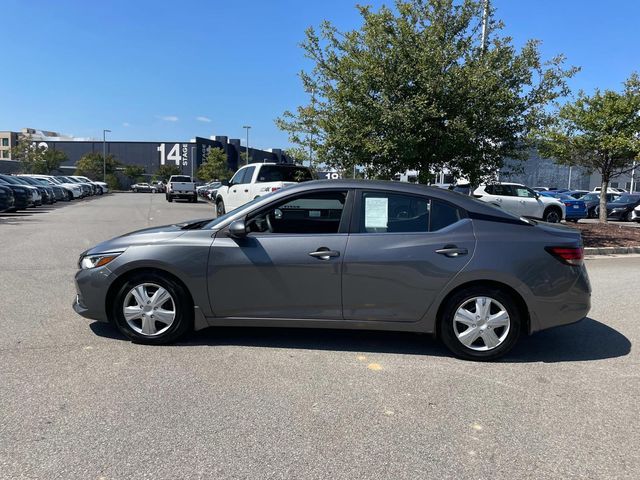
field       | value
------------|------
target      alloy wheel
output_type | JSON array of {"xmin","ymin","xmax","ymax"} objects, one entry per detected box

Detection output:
[
  {"xmin": 452, "ymin": 296, "xmax": 511, "ymax": 351},
  {"xmin": 122, "ymin": 283, "xmax": 176, "ymax": 336}
]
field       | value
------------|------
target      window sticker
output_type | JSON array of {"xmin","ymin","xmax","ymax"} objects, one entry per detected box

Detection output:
[{"xmin": 365, "ymin": 197, "xmax": 388, "ymax": 229}]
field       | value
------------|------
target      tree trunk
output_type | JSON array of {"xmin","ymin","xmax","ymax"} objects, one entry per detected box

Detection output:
[{"xmin": 598, "ymin": 177, "xmax": 609, "ymax": 223}]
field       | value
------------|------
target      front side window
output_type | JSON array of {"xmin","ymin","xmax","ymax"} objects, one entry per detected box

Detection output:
[
  {"xmin": 247, "ymin": 190, "xmax": 347, "ymax": 234},
  {"xmin": 238, "ymin": 166, "xmax": 256, "ymax": 184},
  {"xmin": 229, "ymin": 169, "xmax": 246, "ymax": 185},
  {"xmin": 359, "ymin": 192, "xmax": 463, "ymax": 233}
]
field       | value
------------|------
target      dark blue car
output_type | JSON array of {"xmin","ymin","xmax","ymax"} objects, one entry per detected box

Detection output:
[{"xmin": 540, "ymin": 192, "xmax": 587, "ymax": 221}]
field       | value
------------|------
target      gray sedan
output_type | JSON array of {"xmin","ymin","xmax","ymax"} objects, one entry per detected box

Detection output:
[{"xmin": 73, "ymin": 180, "xmax": 591, "ymax": 360}]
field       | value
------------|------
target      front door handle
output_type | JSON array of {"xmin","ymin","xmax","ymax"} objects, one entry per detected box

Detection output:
[
  {"xmin": 435, "ymin": 245, "xmax": 468, "ymax": 257},
  {"xmin": 309, "ymin": 247, "xmax": 340, "ymax": 260}
]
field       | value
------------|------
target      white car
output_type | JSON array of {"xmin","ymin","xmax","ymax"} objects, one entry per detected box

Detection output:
[
  {"xmin": 632, "ymin": 205, "xmax": 640, "ymax": 222},
  {"xmin": 215, "ymin": 163, "xmax": 313, "ymax": 215},
  {"xmin": 29, "ymin": 174, "xmax": 83, "ymax": 199},
  {"xmin": 593, "ymin": 186, "xmax": 626, "ymax": 194},
  {"xmin": 473, "ymin": 183, "xmax": 566, "ymax": 223},
  {"xmin": 70, "ymin": 175, "xmax": 109, "ymax": 194},
  {"xmin": 166, "ymin": 175, "xmax": 197, "ymax": 203}
]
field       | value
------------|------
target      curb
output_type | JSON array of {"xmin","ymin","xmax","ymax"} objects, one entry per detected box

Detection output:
[{"xmin": 584, "ymin": 246, "xmax": 640, "ymax": 255}]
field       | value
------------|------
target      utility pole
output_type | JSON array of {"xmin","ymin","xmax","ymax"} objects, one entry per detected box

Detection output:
[
  {"xmin": 631, "ymin": 160, "xmax": 637, "ymax": 193},
  {"xmin": 568, "ymin": 165, "xmax": 573, "ymax": 189},
  {"xmin": 190, "ymin": 145, "xmax": 195, "ymax": 179},
  {"xmin": 102, "ymin": 129, "xmax": 111, "ymax": 183},
  {"xmin": 242, "ymin": 126, "xmax": 251, "ymax": 166},
  {"xmin": 480, "ymin": 0, "xmax": 490, "ymax": 53}
]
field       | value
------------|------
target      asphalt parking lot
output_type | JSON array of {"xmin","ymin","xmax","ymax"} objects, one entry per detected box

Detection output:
[{"xmin": 0, "ymin": 193, "xmax": 638, "ymax": 479}]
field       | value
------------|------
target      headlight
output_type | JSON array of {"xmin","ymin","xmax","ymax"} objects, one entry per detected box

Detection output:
[{"xmin": 79, "ymin": 252, "xmax": 122, "ymax": 269}]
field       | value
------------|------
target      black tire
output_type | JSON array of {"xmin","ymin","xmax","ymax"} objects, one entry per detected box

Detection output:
[
  {"xmin": 166, "ymin": 195, "xmax": 173, "ymax": 203},
  {"xmin": 216, "ymin": 199, "xmax": 225, "ymax": 216},
  {"xmin": 133, "ymin": 188, "xmax": 138, "ymax": 193},
  {"xmin": 112, "ymin": 272, "xmax": 193, "ymax": 345},
  {"xmin": 439, "ymin": 286, "xmax": 522, "ymax": 361},
  {"xmin": 624, "ymin": 211, "xmax": 633, "ymax": 222},
  {"xmin": 543, "ymin": 207, "xmax": 562, "ymax": 223},
  {"xmin": 152, "ymin": 189, "xmax": 157, "ymax": 194}
]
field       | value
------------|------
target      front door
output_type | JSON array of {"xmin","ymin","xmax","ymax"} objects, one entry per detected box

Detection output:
[
  {"xmin": 342, "ymin": 190, "xmax": 475, "ymax": 322},
  {"xmin": 512, "ymin": 185, "xmax": 542, "ymax": 217},
  {"xmin": 208, "ymin": 189, "xmax": 351, "ymax": 319}
]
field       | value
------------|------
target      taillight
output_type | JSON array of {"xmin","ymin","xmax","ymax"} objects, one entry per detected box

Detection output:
[
  {"xmin": 271, "ymin": 187, "xmax": 281, "ymax": 192},
  {"xmin": 545, "ymin": 246, "xmax": 584, "ymax": 266},
  {"xmin": 564, "ymin": 202, "xmax": 572, "ymax": 207}
]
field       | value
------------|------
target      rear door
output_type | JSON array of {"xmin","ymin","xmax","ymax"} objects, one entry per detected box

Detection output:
[{"xmin": 342, "ymin": 190, "xmax": 475, "ymax": 322}]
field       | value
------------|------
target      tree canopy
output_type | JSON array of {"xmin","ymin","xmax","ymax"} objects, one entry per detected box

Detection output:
[
  {"xmin": 197, "ymin": 147, "xmax": 232, "ymax": 182},
  {"xmin": 75, "ymin": 152, "xmax": 119, "ymax": 180},
  {"xmin": 11, "ymin": 134, "xmax": 67, "ymax": 174},
  {"xmin": 276, "ymin": 0, "xmax": 578, "ymax": 183},
  {"xmin": 123, "ymin": 165, "xmax": 145, "ymax": 183},
  {"xmin": 155, "ymin": 164, "xmax": 181, "ymax": 182},
  {"xmin": 540, "ymin": 73, "xmax": 640, "ymax": 222}
]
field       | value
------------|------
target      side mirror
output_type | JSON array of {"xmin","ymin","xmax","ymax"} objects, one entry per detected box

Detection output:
[
  {"xmin": 228, "ymin": 219, "xmax": 247, "ymax": 238},
  {"xmin": 534, "ymin": 192, "xmax": 540, "ymax": 199},
  {"xmin": 222, "ymin": 180, "xmax": 230, "ymax": 187}
]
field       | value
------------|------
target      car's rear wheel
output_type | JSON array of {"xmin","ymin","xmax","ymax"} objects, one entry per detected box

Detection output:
[
  {"xmin": 440, "ymin": 286, "xmax": 522, "ymax": 361},
  {"xmin": 216, "ymin": 199, "xmax": 225, "ymax": 216},
  {"xmin": 543, "ymin": 207, "xmax": 562, "ymax": 223},
  {"xmin": 112, "ymin": 273, "xmax": 193, "ymax": 345}
]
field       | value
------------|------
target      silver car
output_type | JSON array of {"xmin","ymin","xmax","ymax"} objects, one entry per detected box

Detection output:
[{"xmin": 73, "ymin": 180, "xmax": 591, "ymax": 360}]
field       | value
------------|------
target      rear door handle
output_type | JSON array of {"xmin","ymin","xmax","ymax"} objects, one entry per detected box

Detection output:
[
  {"xmin": 244, "ymin": 189, "xmax": 249, "ymax": 193},
  {"xmin": 435, "ymin": 246, "xmax": 468, "ymax": 257},
  {"xmin": 309, "ymin": 248, "xmax": 340, "ymax": 260}
]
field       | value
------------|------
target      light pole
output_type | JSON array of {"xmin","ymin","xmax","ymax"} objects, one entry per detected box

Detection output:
[
  {"xmin": 243, "ymin": 125, "xmax": 251, "ymax": 166},
  {"xmin": 568, "ymin": 165, "xmax": 573, "ymax": 190},
  {"xmin": 190, "ymin": 145, "xmax": 195, "ymax": 179},
  {"xmin": 102, "ymin": 129, "xmax": 111, "ymax": 183}
]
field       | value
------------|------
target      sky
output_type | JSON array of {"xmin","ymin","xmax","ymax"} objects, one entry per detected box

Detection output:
[{"xmin": 1, "ymin": 0, "xmax": 638, "ymax": 150}]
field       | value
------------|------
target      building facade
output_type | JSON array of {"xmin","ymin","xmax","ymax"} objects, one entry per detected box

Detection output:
[{"xmin": 0, "ymin": 128, "xmax": 293, "ymax": 179}]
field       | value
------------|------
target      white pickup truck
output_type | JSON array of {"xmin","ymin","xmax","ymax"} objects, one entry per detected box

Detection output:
[
  {"xmin": 215, "ymin": 163, "xmax": 313, "ymax": 215},
  {"xmin": 166, "ymin": 175, "xmax": 197, "ymax": 203}
]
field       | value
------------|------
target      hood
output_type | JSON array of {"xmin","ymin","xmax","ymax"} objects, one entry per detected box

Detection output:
[
  {"xmin": 86, "ymin": 224, "xmax": 186, "ymax": 255},
  {"xmin": 85, "ymin": 218, "xmax": 213, "ymax": 255}
]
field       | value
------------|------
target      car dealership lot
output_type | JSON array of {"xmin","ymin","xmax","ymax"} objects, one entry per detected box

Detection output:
[{"xmin": 0, "ymin": 194, "xmax": 638, "ymax": 479}]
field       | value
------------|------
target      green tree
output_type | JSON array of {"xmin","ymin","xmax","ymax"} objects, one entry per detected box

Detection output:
[
  {"xmin": 276, "ymin": 0, "xmax": 578, "ymax": 184},
  {"xmin": 75, "ymin": 152, "xmax": 119, "ymax": 180},
  {"xmin": 155, "ymin": 164, "xmax": 182, "ymax": 182},
  {"xmin": 36, "ymin": 149, "xmax": 68, "ymax": 174},
  {"xmin": 11, "ymin": 134, "xmax": 46, "ymax": 173},
  {"xmin": 197, "ymin": 147, "xmax": 232, "ymax": 182},
  {"xmin": 123, "ymin": 165, "xmax": 145, "ymax": 183},
  {"xmin": 540, "ymin": 73, "xmax": 640, "ymax": 222}
]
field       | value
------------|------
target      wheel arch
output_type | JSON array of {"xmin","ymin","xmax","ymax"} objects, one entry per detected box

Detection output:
[
  {"xmin": 105, "ymin": 266, "xmax": 207, "ymax": 330},
  {"xmin": 435, "ymin": 279, "xmax": 531, "ymax": 337},
  {"xmin": 543, "ymin": 204, "xmax": 563, "ymax": 220}
]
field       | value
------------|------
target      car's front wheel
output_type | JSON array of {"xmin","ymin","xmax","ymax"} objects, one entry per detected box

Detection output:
[
  {"xmin": 440, "ymin": 286, "xmax": 522, "ymax": 361},
  {"xmin": 216, "ymin": 199, "xmax": 225, "ymax": 216},
  {"xmin": 112, "ymin": 273, "xmax": 193, "ymax": 345}
]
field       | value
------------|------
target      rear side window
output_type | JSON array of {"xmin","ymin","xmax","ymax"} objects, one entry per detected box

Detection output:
[
  {"xmin": 360, "ymin": 192, "xmax": 462, "ymax": 233},
  {"xmin": 257, "ymin": 165, "xmax": 313, "ymax": 183}
]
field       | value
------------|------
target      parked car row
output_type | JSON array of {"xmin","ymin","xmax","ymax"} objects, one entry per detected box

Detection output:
[
  {"xmin": 0, "ymin": 174, "xmax": 108, "ymax": 213},
  {"xmin": 197, "ymin": 181, "xmax": 222, "ymax": 201}
]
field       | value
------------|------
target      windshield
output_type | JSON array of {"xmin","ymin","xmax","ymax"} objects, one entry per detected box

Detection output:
[
  {"xmin": 581, "ymin": 194, "xmax": 598, "ymax": 201},
  {"xmin": 204, "ymin": 190, "xmax": 280, "ymax": 229},
  {"xmin": 0, "ymin": 175, "xmax": 22, "ymax": 185}
]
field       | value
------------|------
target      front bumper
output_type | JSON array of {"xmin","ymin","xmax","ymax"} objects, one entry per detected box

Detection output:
[{"xmin": 73, "ymin": 266, "xmax": 115, "ymax": 323}]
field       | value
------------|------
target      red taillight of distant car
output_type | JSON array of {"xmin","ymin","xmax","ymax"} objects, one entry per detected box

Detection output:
[
  {"xmin": 271, "ymin": 187, "xmax": 281, "ymax": 192},
  {"xmin": 545, "ymin": 246, "xmax": 584, "ymax": 266}
]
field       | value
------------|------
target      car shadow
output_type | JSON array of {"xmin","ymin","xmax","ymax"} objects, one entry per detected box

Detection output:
[{"xmin": 89, "ymin": 316, "xmax": 630, "ymax": 363}]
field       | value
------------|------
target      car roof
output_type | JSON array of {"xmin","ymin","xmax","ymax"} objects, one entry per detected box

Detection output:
[{"xmin": 279, "ymin": 179, "xmax": 521, "ymax": 220}]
